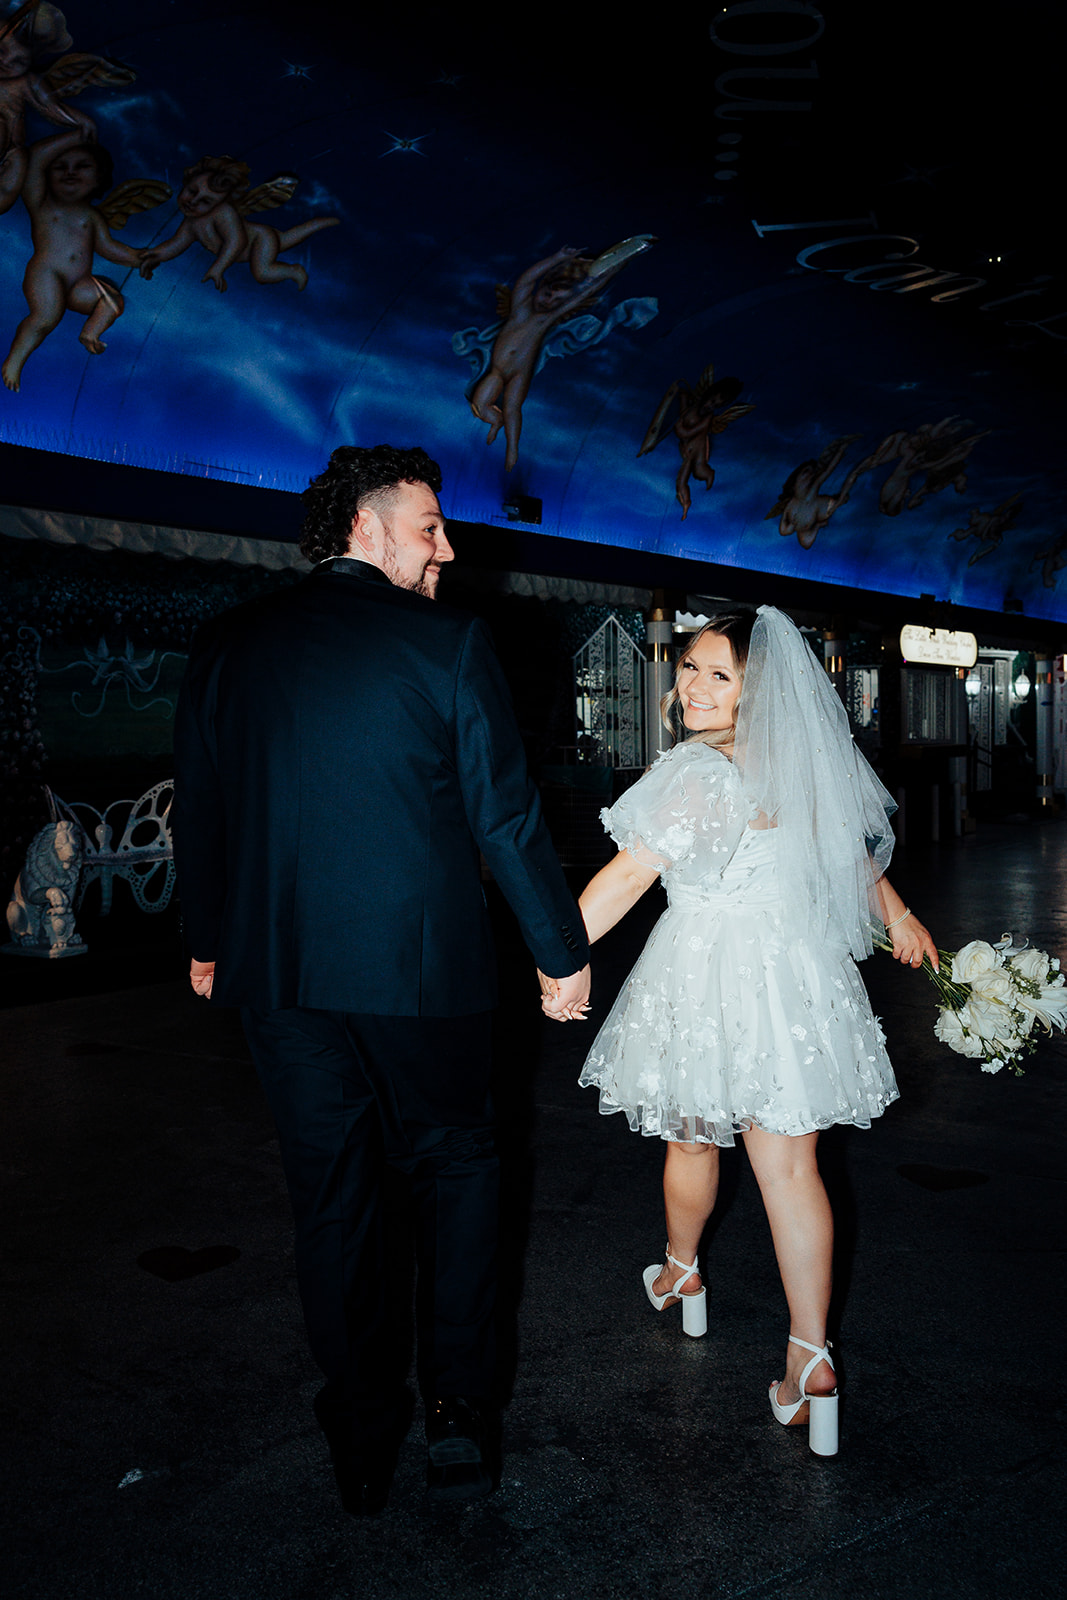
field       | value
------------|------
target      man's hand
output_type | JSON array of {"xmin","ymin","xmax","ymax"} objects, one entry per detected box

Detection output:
[
  {"xmin": 537, "ymin": 963, "xmax": 591, "ymax": 1021},
  {"xmin": 190, "ymin": 957, "xmax": 215, "ymax": 998}
]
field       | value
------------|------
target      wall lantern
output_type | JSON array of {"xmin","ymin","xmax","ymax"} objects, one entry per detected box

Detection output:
[
  {"xmin": 964, "ymin": 672, "xmax": 983, "ymax": 700},
  {"xmin": 1013, "ymin": 671, "xmax": 1031, "ymax": 702}
]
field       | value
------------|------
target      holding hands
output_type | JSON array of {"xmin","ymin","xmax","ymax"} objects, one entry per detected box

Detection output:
[{"xmin": 538, "ymin": 963, "xmax": 592, "ymax": 1022}]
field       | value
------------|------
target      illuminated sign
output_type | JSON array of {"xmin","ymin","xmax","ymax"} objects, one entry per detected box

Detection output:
[{"xmin": 900, "ymin": 625, "xmax": 978, "ymax": 668}]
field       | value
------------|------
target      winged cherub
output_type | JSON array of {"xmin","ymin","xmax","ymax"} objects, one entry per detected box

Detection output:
[
  {"xmin": 467, "ymin": 235, "xmax": 655, "ymax": 472},
  {"xmin": 0, "ymin": 1, "xmax": 135, "ymax": 216},
  {"xmin": 851, "ymin": 417, "xmax": 990, "ymax": 517},
  {"xmin": 3, "ymin": 127, "xmax": 169, "ymax": 389},
  {"xmin": 1032, "ymin": 529, "xmax": 1067, "ymax": 590},
  {"xmin": 765, "ymin": 435, "xmax": 866, "ymax": 549},
  {"xmin": 639, "ymin": 361, "xmax": 755, "ymax": 519},
  {"xmin": 949, "ymin": 491, "xmax": 1023, "ymax": 566},
  {"xmin": 137, "ymin": 156, "xmax": 339, "ymax": 292}
]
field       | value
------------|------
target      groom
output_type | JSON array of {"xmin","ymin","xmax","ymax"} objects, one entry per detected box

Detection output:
[{"xmin": 173, "ymin": 444, "xmax": 590, "ymax": 1512}]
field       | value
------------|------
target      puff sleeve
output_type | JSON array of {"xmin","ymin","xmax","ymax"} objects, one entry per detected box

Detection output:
[{"xmin": 601, "ymin": 744, "xmax": 745, "ymax": 877}]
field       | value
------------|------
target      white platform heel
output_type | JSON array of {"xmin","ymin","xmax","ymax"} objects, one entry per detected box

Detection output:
[
  {"xmin": 642, "ymin": 1248, "xmax": 707, "ymax": 1337},
  {"xmin": 768, "ymin": 1336, "xmax": 838, "ymax": 1456}
]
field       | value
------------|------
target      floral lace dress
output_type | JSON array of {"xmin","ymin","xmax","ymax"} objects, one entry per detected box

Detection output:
[{"xmin": 579, "ymin": 743, "xmax": 898, "ymax": 1145}]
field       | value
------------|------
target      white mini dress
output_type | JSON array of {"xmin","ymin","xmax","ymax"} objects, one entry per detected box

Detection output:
[{"xmin": 579, "ymin": 743, "xmax": 898, "ymax": 1146}]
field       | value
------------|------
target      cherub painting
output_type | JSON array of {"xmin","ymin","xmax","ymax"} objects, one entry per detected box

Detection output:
[
  {"xmin": 1033, "ymin": 529, "xmax": 1067, "ymax": 590},
  {"xmin": 638, "ymin": 361, "xmax": 755, "ymax": 519},
  {"xmin": 3, "ymin": 128, "xmax": 169, "ymax": 390},
  {"xmin": 0, "ymin": 1, "xmax": 134, "ymax": 216},
  {"xmin": 460, "ymin": 235, "xmax": 656, "ymax": 472},
  {"xmin": 853, "ymin": 417, "xmax": 990, "ymax": 516},
  {"xmin": 767, "ymin": 416, "xmax": 994, "ymax": 550},
  {"xmin": 949, "ymin": 491, "xmax": 1023, "ymax": 566},
  {"xmin": 765, "ymin": 435, "xmax": 865, "ymax": 549},
  {"xmin": 137, "ymin": 156, "xmax": 339, "ymax": 293}
]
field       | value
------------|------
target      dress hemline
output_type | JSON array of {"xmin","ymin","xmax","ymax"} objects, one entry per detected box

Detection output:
[{"xmin": 585, "ymin": 1085, "xmax": 901, "ymax": 1148}]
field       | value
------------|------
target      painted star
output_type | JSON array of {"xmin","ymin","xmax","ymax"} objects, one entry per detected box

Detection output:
[
  {"xmin": 433, "ymin": 69, "xmax": 461, "ymax": 87},
  {"xmin": 282, "ymin": 61, "xmax": 313, "ymax": 79},
  {"xmin": 381, "ymin": 131, "xmax": 428, "ymax": 157}
]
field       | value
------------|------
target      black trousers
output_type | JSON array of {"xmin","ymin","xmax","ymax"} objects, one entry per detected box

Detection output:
[{"xmin": 241, "ymin": 1006, "xmax": 498, "ymax": 1415}]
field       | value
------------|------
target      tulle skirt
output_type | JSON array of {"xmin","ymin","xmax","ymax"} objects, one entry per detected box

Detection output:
[{"xmin": 579, "ymin": 892, "xmax": 898, "ymax": 1147}]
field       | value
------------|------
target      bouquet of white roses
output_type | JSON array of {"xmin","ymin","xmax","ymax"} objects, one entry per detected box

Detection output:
[{"xmin": 899, "ymin": 933, "xmax": 1067, "ymax": 1075}]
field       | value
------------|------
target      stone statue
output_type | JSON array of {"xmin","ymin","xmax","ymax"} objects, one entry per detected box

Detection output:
[{"xmin": 4, "ymin": 819, "xmax": 87, "ymax": 958}]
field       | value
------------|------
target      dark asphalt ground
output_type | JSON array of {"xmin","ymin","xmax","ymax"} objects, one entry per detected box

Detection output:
[{"xmin": 3, "ymin": 823, "xmax": 1065, "ymax": 1599}]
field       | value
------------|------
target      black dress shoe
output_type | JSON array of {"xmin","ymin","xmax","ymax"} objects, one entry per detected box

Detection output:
[
  {"xmin": 425, "ymin": 1397, "xmax": 496, "ymax": 1503},
  {"xmin": 314, "ymin": 1388, "xmax": 411, "ymax": 1517}
]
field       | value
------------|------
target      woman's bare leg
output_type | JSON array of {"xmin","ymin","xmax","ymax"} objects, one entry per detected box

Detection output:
[
  {"xmin": 742, "ymin": 1126, "xmax": 836, "ymax": 1401},
  {"xmin": 651, "ymin": 1140, "xmax": 719, "ymax": 1299}
]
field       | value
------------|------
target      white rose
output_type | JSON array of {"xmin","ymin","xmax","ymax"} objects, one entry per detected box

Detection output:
[
  {"xmin": 935, "ymin": 1006, "xmax": 984, "ymax": 1058},
  {"xmin": 951, "ymin": 940, "xmax": 1001, "ymax": 984},
  {"xmin": 1010, "ymin": 948, "xmax": 1050, "ymax": 984},
  {"xmin": 968, "ymin": 969, "xmax": 1017, "ymax": 1006},
  {"xmin": 959, "ymin": 997, "xmax": 1018, "ymax": 1050},
  {"xmin": 981, "ymin": 1057, "xmax": 1005, "ymax": 1074}
]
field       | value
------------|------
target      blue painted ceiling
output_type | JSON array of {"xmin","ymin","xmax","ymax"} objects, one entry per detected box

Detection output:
[{"xmin": 0, "ymin": 1, "xmax": 1063, "ymax": 620}]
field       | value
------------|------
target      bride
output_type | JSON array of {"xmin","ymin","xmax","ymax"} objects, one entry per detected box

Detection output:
[{"xmin": 541, "ymin": 607, "xmax": 937, "ymax": 1456}]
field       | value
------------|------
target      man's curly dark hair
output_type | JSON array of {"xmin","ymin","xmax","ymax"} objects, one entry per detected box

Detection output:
[{"xmin": 299, "ymin": 445, "xmax": 444, "ymax": 564}]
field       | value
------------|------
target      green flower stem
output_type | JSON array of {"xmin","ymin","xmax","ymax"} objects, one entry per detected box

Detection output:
[{"xmin": 874, "ymin": 938, "xmax": 970, "ymax": 1007}]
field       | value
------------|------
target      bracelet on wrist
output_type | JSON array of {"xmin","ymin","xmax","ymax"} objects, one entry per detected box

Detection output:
[{"xmin": 885, "ymin": 907, "xmax": 912, "ymax": 931}]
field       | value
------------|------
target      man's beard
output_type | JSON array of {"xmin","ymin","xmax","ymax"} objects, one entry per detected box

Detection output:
[{"xmin": 381, "ymin": 528, "xmax": 438, "ymax": 598}]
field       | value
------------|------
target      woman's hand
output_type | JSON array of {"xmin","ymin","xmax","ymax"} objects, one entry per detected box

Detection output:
[
  {"xmin": 889, "ymin": 912, "xmax": 938, "ymax": 972},
  {"xmin": 877, "ymin": 874, "xmax": 938, "ymax": 972}
]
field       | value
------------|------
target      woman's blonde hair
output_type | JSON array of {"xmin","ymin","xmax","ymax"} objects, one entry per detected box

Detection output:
[{"xmin": 660, "ymin": 610, "xmax": 756, "ymax": 747}]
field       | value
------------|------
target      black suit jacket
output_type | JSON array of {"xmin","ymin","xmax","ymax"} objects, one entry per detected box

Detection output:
[{"xmin": 172, "ymin": 559, "xmax": 589, "ymax": 1015}]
